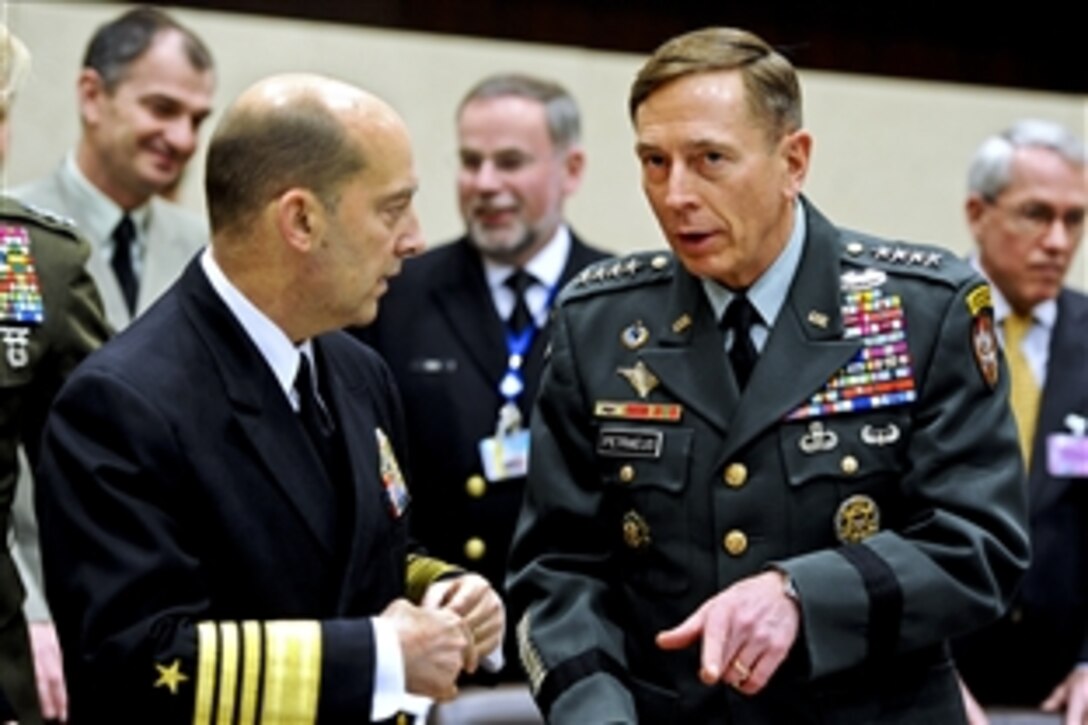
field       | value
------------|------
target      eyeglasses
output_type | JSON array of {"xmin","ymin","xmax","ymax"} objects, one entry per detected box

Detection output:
[{"xmin": 985, "ymin": 198, "xmax": 1085, "ymax": 238}]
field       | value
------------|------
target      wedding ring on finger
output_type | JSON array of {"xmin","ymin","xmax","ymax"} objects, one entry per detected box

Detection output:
[{"xmin": 731, "ymin": 658, "xmax": 752, "ymax": 685}]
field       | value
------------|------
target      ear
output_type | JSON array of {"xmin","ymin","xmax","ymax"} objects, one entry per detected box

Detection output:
[
  {"xmin": 965, "ymin": 194, "xmax": 1000, "ymax": 255},
  {"xmin": 275, "ymin": 189, "xmax": 327, "ymax": 254},
  {"xmin": 76, "ymin": 69, "xmax": 107, "ymax": 126},
  {"xmin": 561, "ymin": 145, "xmax": 587, "ymax": 197},
  {"xmin": 781, "ymin": 129, "xmax": 812, "ymax": 197},
  {"xmin": 965, "ymin": 193, "xmax": 989, "ymax": 231}
]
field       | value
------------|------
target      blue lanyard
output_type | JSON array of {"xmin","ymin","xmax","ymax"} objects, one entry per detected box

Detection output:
[{"xmin": 498, "ymin": 282, "xmax": 558, "ymax": 404}]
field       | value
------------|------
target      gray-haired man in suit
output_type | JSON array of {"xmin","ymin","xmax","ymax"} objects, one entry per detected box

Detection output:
[{"xmin": 954, "ymin": 119, "xmax": 1087, "ymax": 725}]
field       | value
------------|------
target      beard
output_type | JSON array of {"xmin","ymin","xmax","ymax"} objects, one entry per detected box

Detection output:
[{"xmin": 468, "ymin": 220, "xmax": 538, "ymax": 265}]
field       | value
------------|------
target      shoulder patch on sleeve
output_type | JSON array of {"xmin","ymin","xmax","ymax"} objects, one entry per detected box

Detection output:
[
  {"xmin": 966, "ymin": 283, "xmax": 999, "ymax": 390},
  {"xmin": 560, "ymin": 251, "xmax": 675, "ymax": 304}
]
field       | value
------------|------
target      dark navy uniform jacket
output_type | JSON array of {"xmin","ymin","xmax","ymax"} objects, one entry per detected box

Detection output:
[
  {"xmin": 508, "ymin": 201, "xmax": 1030, "ymax": 724},
  {"xmin": 36, "ymin": 257, "xmax": 447, "ymax": 723}
]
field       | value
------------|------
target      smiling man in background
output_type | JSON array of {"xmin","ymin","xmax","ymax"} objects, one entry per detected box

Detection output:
[{"xmin": 12, "ymin": 6, "xmax": 215, "ymax": 327}]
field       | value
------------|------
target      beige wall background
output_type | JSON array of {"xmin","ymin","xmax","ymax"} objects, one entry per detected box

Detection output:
[{"xmin": 4, "ymin": 2, "xmax": 1086, "ymax": 289}]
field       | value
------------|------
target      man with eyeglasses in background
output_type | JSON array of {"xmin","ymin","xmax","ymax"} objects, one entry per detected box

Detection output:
[{"xmin": 953, "ymin": 119, "xmax": 1088, "ymax": 725}]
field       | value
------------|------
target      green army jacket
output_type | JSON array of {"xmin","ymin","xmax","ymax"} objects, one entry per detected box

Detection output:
[{"xmin": 508, "ymin": 200, "xmax": 1029, "ymax": 724}]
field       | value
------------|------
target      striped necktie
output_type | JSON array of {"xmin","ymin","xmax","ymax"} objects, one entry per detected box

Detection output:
[{"xmin": 1003, "ymin": 313, "xmax": 1040, "ymax": 468}]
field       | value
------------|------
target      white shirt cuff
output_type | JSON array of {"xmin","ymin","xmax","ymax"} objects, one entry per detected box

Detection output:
[{"xmin": 370, "ymin": 618, "xmax": 432, "ymax": 720}]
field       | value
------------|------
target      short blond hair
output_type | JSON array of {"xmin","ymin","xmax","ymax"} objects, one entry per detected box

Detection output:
[{"xmin": 0, "ymin": 23, "xmax": 31, "ymax": 113}]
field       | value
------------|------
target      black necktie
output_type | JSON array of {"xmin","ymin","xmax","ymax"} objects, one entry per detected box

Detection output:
[
  {"xmin": 504, "ymin": 269, "xmax": 535, "ymax": 333},
  {"xmin": 295, "ymin": 353, "xmax": 336, "ymax": 460},
  {"xmin": 721, "ymin": 293, "xmax": 760, "ymax": 389},
  {"xmin": 111, "ymin": 215, "xmax": 139, "ymax": 315},
  {"xmin": 294, "ymin": 352, "xmax": 350, "ymax": 555}
]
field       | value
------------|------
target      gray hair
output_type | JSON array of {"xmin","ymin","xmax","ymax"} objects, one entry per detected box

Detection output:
[
  {"xmin": 458, "ymin": 73, "xmax": 581, "ymax": 149},
  {"xmin": 967, "ymin": 119, "xmax": 1086, "ymax": 199}
]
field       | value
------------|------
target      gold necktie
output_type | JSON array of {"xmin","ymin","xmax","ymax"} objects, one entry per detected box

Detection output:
[{"xmin": 1003, "ymin": 313, "xmax": 1040, "ymax": 468}]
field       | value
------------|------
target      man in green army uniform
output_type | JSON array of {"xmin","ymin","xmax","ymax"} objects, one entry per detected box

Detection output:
[
  {"xmin": 507, "ymin": 27, "xmax": 1030, "ymax": 724},
  {"xmin": 0, "ymin": 24, "xmax": 111, "ymax": 723}
]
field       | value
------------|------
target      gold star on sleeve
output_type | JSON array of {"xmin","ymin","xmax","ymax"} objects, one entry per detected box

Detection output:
[{"xmin": 154, "ymin": 658, "xmax": 190, "ymax": 695}]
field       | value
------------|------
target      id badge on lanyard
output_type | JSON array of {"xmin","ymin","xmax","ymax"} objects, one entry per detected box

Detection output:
[
  {"xmin": 477, "ymin": 282, "xmax": 555, "ymax": 483},
  {"xmin": 1048, "ymin": 413, "xmax": 1088, "ymax": 477}
]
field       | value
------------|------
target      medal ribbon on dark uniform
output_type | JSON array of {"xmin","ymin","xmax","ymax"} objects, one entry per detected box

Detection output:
[{"xmin": 787, "ymin": 288, "xmax": 916, "ymax": 420}]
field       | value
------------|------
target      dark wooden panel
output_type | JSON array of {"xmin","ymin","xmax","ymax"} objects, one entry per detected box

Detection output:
[{"xmin": 174, "ymin": 1, "xmax": 1085, "ymax": 94}]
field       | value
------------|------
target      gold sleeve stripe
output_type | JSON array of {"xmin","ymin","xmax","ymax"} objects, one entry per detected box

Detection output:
[
  {"xmin": 215, "ymin": 623, "xmax": 240, "ymax": 723},
  {"xmin": 516, "ymin": 612, "xmax": 547, "ymax": 696},
  {"xmin": 405, "ymin": 553, "xmax": 462, "ymax": 604},
  {"xmin": 194, "ymin": 622, "xmax": 218, "ymax": 725},
  {"xmin": 262, "ymin": 621, "xmax": 321, "ymax": 722},
  {"xmin": 237, "ymin": 621, "xmax": 262, "ymax": 724},
  {"xmin": 193, "ymin": 620, "xmax": 319, "ymax": 725}
]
